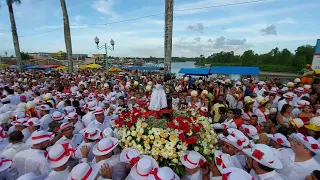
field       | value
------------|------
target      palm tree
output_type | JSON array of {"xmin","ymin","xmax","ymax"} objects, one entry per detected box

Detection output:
[
  {"xmin": 60, "ymin": 0, "xmax": 73, "ymax": 73},
  {"xmin": 6, "ymin": 0, "xmax": 23, "ymax": 70}
]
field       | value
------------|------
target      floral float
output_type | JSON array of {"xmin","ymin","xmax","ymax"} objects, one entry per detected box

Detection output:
[{"xmin": 114, "ymin": 108, "xmax": 218, "ymax": 176}]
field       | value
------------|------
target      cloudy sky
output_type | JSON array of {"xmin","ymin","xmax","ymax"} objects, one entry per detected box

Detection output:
[{"xmin": 0, "ymin": 0, "xmax": 320, "ymax": 58}]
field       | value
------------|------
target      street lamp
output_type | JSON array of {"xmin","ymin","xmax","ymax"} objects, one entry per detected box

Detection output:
[{"xmin": 94, "ymin": 36, "xmax": 115, "ymax": 73}]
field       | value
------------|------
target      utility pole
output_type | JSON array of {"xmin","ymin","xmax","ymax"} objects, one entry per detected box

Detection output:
[{"xmin": 164, "ymin": 0, "xmax": 174, "ymax": 74}]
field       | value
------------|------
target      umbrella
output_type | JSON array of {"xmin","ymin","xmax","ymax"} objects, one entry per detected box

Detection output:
[
  {"xmin": 87, "ymin": 64, "xmax": 102, "ymax": 69},
  {"xmin": 79, "ymin": 64, "xmax": 88, "ymax": 70},
  {"xmin": 38, "ymin": 65, "xmax": 61, "ymax": 69},
  {"xmin": 56, "ymin": 66, "xmax": 68, "ymax": 71},
  {"xmin": 108, "ymin": 67, "xmax": 122, "ymax": 72}
]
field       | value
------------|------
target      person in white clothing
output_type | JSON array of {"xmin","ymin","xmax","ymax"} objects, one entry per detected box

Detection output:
[
  {"xmin": 70, "ymin": 81, "xmax": 78, "ymax": 93},
  {"xmin": 292, "ymin": 87, "xmax": 305, "ymax": 106},
  {"xmin": 0, "ymin": 97, "xmax": 17, "ymax": 114},
  {"xmin": 24, "ymin": 117, "xmax": 41, "ymax": 146},
  {"xmin": 9, "ymin": 118, "xmax": 30, "ymax": 143},
  {"xmin": 38, "ymin": 104, "xmax": 53, "ymax": 130},
  {"xmin": 125, "ymin": 155, "xmax": 159, "ymax": 180},
  {"xmin": 277, "ymin": 92, "xmax": 294, "ymax": 112},
  {"xmin": 80, "ymin": 137, "xmax": 127, "ymax": 180},
  {"xmin": 1, "ymin": 131, "xmax": 27, "ymax": 160},
  {"xmin": 45, "ymin": 143, "xmax": 73, "ymax": 180},
  {"xmin": 0, "ymin": 127, "xmax": 9, "ymax": 152},
  {"xmin": 180, "ymin": 151, "xmax": 206, "ymax": 180},
  {"xmin": 0, "ymin": 157, "xmax": 19, "ymax": 180},
  {"xmin": 55, "ymin": 122, "xmax": 83, "ymax": 149},
  {"xmin": 292, "ymin": 100, "xmax": 310, "ymax": 118},
  {"xmin": 12, "ymin": 130, "xmax": 52, "ymax": 176},
  {"xmin": 75, "ymin": 127, "xmax": 102, "ymax": 162},
  {"xmin": 254, "ymin": 82, "xmax": 266, "ymax": 96},
  {"xmin": 65, "ymin": 112, "xmax": 84, "ymax": 134},
  {"xmin": 243, "ymin": 144, "xmax": 284, "ymax": 180},
  {"xmin": 277, "ymin": 133, "xmax": 320, "ymax": 180},
  {"xmin": 82, "ymin": 101, "xmax": 97, "ymax": 126},
  {"xmin": 87, "ymin": 107, "xmax": 112, "ymax": 132}
]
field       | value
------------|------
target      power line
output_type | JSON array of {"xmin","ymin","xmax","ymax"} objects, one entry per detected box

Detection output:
[{"xmin": 8, "ymin": 0, "xmax": 271, "ymax": 37}]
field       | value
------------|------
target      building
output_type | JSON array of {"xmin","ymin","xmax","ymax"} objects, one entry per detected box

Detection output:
[
  {"xmin": 51, "ymin": 51, "xmax": 67, "ymax": 60},
  {"xmin": 92, "ymin": 54, "xmax": 106, "ymax": 60},
  {"xmin": 72, "ymin": 54, "xmax": 88, "ymax": 60}
]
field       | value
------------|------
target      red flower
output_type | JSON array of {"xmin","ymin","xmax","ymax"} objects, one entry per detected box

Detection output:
[
  {"xmin": 186, "ymin": 110, "xmax": 192, "ymax": 114},
  {"xmin": 311, "ymin": 144, "xmax": 319, "ymax": 150},
  {"xmin": 127, "ymin": 122, "xmax": 133, "ymax": 129},
  {"xmin": 252, "ymin": 149, "xmax": 264, "ymax": 160},
  {"xmin": 192, "ymin": 124, "xmax": 201, "ymax": 133},
  {"xmin": 192, "ymin": 117, "xmax": 197, "ymax": 121},
  {"xmin": 276, "ymin": 138, "xmax": 284, "ymax": 144},
  {"xmin": 186, "ymin": 136, "xmax": 198, "ymax": 144},
  {"xmin": 179, "ymin": 133, "xmax": 185, "ymax": 141},
  {"xmin": 184, "ymin": 127, "xmax": 190, "ymax": 134},
  {"xmin": 131, "ymin": 115, "xmax": 137, "ymax": 123},
  {"xmin": 244, "ymin": 128, "xmax": 250, "ymax": 134}
]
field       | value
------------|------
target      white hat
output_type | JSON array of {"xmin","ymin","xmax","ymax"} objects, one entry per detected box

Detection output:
[
  {"xmin": 220, "ymin": 134, "xmax": 246, "ymax": 150},
  {"xmin": 258, "ymin": 81, "xmax": 265, "ymax": 86},
  {"xmin": 47, "ymin": 143, "xmax": 74, "ymax": 168},
  {"xmin": 147, "ymin": 81, "xmax": 153, "ymax": 86},
  {"xmin": 24, "ymin": 118, "xmax": 41, "ymax": 127},
  {"xmin": 146, "ymin": 85, "xmax": 152, "ymax": 92},
  {"xmin": 212, "ymin": 123, "xmax": 228, "ymax": 130},
  {"xmin": 184, "ymin": 77, "xmax": 189, "ymax": 82},
  {"xmin": 11, "ymin": 118, "xmax": 29, "ymax": 126},
  {"xmin": 68, "ymin": 163, "xmax": 99, "ymax": 180},
  {"xmin": 290, "ymin": 133, "xmax": 320, "ymax": 154},
  {"xmin": 269, "ymin": 87, "xmax": 279, "ymax": 94},
  {"xmin": 268, "ymin": 133, "xmax": 291, "ymax": 147},
  {"xmin": 220, "ymin": 167, "xmax": 253, "ymax": 180},
  {"xmin": 283, "ymin": 92, "xmax": 294, "ymax": 99},
  {"xmin": 295, "ymin": 87, "xmax": 305, "ymax": 93},
  {"xmin": 120, "ymin": 148, "xmax": 141, "ymax": 165},
  {"xmin": 242, "ymin": 125, "xmax": 259, "ymax": 140},
  {"xmin": 243, "ymin": 144, "xmax": 283, "ymax": 169},
  {"xmin": 103, "ymin": 127, "xmax": 114, "ymax": 138},
  {"xmin": 65, "ymin": 112, "xmax": 79, "ymax": 120},
  {"xmin": 52, "ymin": 111, "xmax": 65, "ymax": 121},
  {"xmin": 58, "ymin": 122, "xmax": 74, "ymax": 133},
  {"xmin": 201, "ymin": 90, "xmax": 209, "ymax": 96},
  {"xmin": 63, "ymin": 106, "xmax": 76, "ymax": 114},
  {"xmin": 93, "ymin": 107, "xmax": 104, "ymax": 115},
  {"xmin": 37, "ymin": 104, "xmax": 51, "ymax": 111},
  {"xmin": 281, "ymin": 87, "xmax": 288, "ymax": 92},
  {"xmin": 190, "ymin": 90, "xmax": 198, "ymax": 97},
  {"xmin": 87, "ymin": 101, "xmax": 97, "ymax": 111},
  {"xmin": 147, "ymin": 167, "xmax": 180, "ymax": 180},
  {"xmin": 0, "ymin": 158, "xmax": 12, "ymax": 172},
  {"xmin": 30, "ymin": 131, "xmax": 54, "ymax": 145},
  {"xmin": 287, "ymin": 82, "xmax": 295, "ymax": 88},
  {"xmin": 130, "ymin": 156, "xmax": 159, "ymax": 180},
  {"xmin": 290, "ymin": 118, "xmax": 304, "ymax": 128},
  {"xmin": 294, "ymin": 78, "xmax": 301, "ymax": 83},
  {"xmin": 180, "ymin": 150, "xmax": 206, "ymax": 169},
  {"xmin": 270, "ymin": 108, "xmax": 277, "ymax": 113},
  {"xmin": 80, "ymin": 127, "xmax": 102, "ymax": 141},
  {"xmin": 227, "ymin": 129, "xmax": 250, "ymax": 150},
  {"xmin": 17, "ymin": 172, "xmax": 47, "ymax": 180},
  {"xmin": 296, "ymin": 100, "xmax": 310, "ymax": 108},
  {"xmin": 304, "ymin": 84, "xmax": 311, "ymax": 90},
  {"xmin": 110, "ymin": 97, "xmax": 116, "ymax": 102},
  {"xmin": 0, "ymin": 113, "xmax": 10, "ymax": 124},
  {"xmin": 134, "ymin": 81, "xmax": 139, "ymax": 86},
  {"xmin": 214, "ymin": 150, "xmax": 235, "ymax": 173},
  {"xmin": 44, "ymin": 93, "xmax": 53, "ymax": 100},
  {"xmin": 26, "ymin": 101, "xmax": 36, "ymax": 109},
  {"xmin": 92, "ymin": 137, "xmax": 119, "ymax": 156}
]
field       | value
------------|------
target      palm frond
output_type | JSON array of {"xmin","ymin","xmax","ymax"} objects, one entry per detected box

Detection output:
[{"xmin": 6, "ymin": 0, "xmax": 22, "ymax": 5}]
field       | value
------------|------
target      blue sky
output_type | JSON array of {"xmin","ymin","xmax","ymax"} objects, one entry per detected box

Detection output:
[{"xmin": 0, "ymin": 0, "xmax": 320, "ymax": 58}]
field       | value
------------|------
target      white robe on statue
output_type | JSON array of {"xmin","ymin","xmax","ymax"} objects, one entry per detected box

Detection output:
[{"xmin": 148, "ymin": 84, "xmax": 167, "ymax": 110}]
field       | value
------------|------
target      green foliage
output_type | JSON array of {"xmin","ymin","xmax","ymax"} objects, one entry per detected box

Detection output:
[
  {"xmin": 195, "ymin": 45, "xmax": 315, "ymax": 72},
  {"xmin": 147, "ymin": 116, "xmax": 167, "ymax": 129},
  {"xmin": 21, "ymin": 52, "xmax": 33, "ymax": 60}
]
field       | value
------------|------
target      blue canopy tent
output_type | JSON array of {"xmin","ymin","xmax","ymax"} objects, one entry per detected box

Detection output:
[
  {"xmin": 24, "ymin": 65, "xmax": 40, "ymax": 69},
  {"xmin": 209, "ymin": 66, "xmax": 259, "ymax": 75},
  {"xmin": 178, "ymin": 68, "xmax": 211, "ymax": 76},
  {"xmin": 8, "ymin": 65, "xmax": 17, "ymax": 69},
  {"xmin": 210, "ymin": 66, "xmax": 259, "ymax": 80}
]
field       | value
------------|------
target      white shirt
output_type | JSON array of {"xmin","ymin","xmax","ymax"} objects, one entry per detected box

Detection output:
[
  {"xmin": 45, "ymin": 167, "xmax": 70, "ymax": 180},
  {"xmin": 0, "ymin": 104, "xmax": 17, "ymax": 114},
  {"xmin": 0, "ymin": 138, "xmax": 9, "ymax": 152},
  {"xmin": 75, "ymin": 142, "xmax": 96, "ymax": 162},
  {"xmin": 21, "ymin": 128, "xmax": 31, "ymax": 143},
  {"xmin": 258, "ymin": 170, "xmax": 285, "ymax": 180},
  {"xmin": 226, "ymin": 94, "xmax": 237, "ymax": 109},
  {"xmin": 87, "ymin": 118, "xmax": 112, "ymax": 132},
  {"xmin": 70, "ymin": 86, "xmax": 78, "ymax": 93},
  {"xmin": 254, "ymin": 87, "xmax": 266, "ymax": 96},
  {"xmin": 55, "ymin": 134, "xmax": 83, "ymax": 149},
  {"xmin": 82, "ymin": 111, "xmax": 95, "ymax": 126},
  {"xmin": 39, "ymin": 114, "xmax": 53, "ymax": 130},
  {"xmin": 292, "ymin": 95, "xmax": 301, "ymax": 107},
  {"xmin": 74, "ymin": 120, "xmax": 85, "ymax": 134},
  {"xmin": 277, "ymin": 99, "xmax": 292, "ymax": 112},
  {"xmin": 182, "ymin": 169, "xmax": 202, "ymax": 180},
  {"xmin": 56, "ymin": 101, "xmax": 65, "ymax": 111},
  {"xmin": 255, "ymin": 108, "xmax": 270, "ymax": 125},
  {"xmin": 277, "ymin": 152, "xmax": 320, "ymax": 180},
  {"xmin": 0, "ymin": 168, "xmax": 19, "ymax": 180},
  {"xmin": 92, "ymin": 154, "xmax": 127, "ymax": 180},
  {"xmin": 8, "ymin": 94, "xmax": 20, "ymax": 105},
  {"xmin": 12, "ymin": 148, "xmax": 50, "ymax": 176},
  {"xmin": 292, "ymin": 108, "xmax": 301, "ymax": 118},
  {"xmin": 1, "ymin": 142, "xmax": 28, "ymax": 160}
]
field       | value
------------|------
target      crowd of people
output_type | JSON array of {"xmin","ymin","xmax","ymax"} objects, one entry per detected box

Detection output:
[{"xmin": 0, "ymin": 69, "xmax": 319, "ymax": 180}]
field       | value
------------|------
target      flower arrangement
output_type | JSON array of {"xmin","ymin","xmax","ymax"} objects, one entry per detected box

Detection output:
[{"xmin": 114, "ymin": 108, "xmax": 217, "ymax": 176}]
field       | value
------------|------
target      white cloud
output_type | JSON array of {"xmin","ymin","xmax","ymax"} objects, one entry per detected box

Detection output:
[
  {"xmin": 247, "ymin": 34, "xmax": 320, "ymax": 43},
  {"xmin": 277, "ymin": 18, "xmax": 295, "ymax": 24},
  {"xmin": 92, "ymin": 0, "xmax": 118, "ymax": 20},
  {"xmin": 260, "ymin": 25, "xmax": 277, "ymax": 35},
  {"xmin": 73, "ymin": 15, "xmax": 84, "ymax": 23},
  {"xmin": 224, "ymin": 24, "xmax": 269, "ymax": 34}
]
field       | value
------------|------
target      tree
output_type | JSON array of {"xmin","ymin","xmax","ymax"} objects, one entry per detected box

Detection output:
[
  {"xmin": 241, "ymin": 50, "xmax": 257, "ymax": 65},
  {"xmin": 4, "ymin": 51, "xmax": 8, "ymax": 57},
  {"xmin": 21, "ymin": 52, "xmax": 33, "ymax": 60},
  {"xmin": 60, "ymin": 0, "xmax": 73, "ymax": 72},
  {"xmin": 295, "ymin": 45, "xmax": 315, "ymax": 64},
  {"xmin": 280, "ymin": 48, "xmax": 293, "ymax": 65},
  {"xmin": 6, "ymin": 0, "xmax": 23, "ymax": 70}
]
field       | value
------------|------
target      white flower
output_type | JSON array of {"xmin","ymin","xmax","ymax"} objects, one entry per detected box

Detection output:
[
  {"xmin": 194, "ymin": 146, "xmax": 199, "ymax": 152},
  {"xmin": 165, "ymin": 142, "xmax": 174, "ymax": 150},
  {"xmin": 150, "ymin": 135, "xmax": 154, "ymax": 140},
  {"xmin": 154, "ymin": 140, "xmax": 162, "ymax": 147},
  {"xmin": 127, "ymin": 136, "xmax": 132, "ymax": 140},
  {"xmin": 153, "ymin": 128, "xmax": 161, "ymax": 136},
  {"xmin": 172, "ymin": 158, "xmax": 179, "ymax": 164},
  {"xmin": 131, "ymin": 131, "xmax": 137, "ymax": 136},
  {"xmin": 187, "ymin": 131, "xmax": 193, "ymax": 136},
  {"xmin": 139, "ymin": 128, "xmax": 144, "ymax": 133},
  {"xmin": 209, "ymin": 144, "xmax": 214, "ymax": 148}
]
